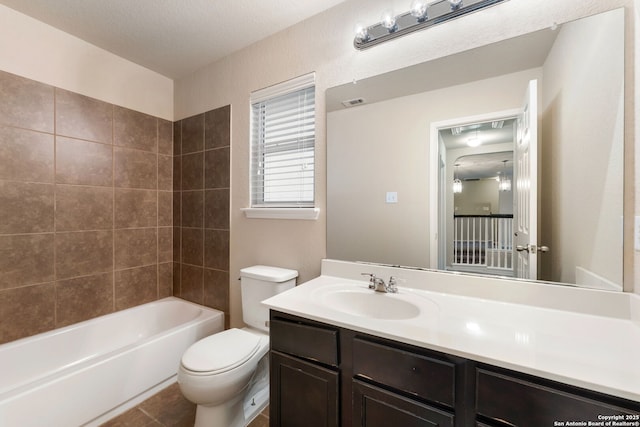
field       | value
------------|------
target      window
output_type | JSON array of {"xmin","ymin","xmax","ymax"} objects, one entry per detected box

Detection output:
[{"xmin": 250, "ymin": 73, "xmax": 315, "ymax": 209}]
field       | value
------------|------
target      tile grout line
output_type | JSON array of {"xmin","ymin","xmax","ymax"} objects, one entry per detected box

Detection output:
[
  {"xmin": 178, "ymin": 120, "xmax": 183, "ymax": 299},
  {"xmin": 112, "ymin": 104, "xmax": 116, "ymax": 313},
  {"xmin": 201, "ymin": 114, "xmax": 206, "ymax": 305},
  {"xmin": 53, "ymin": 87, "xmax": 58, "ymax": 327},
  {"xmin": 156, "ymin": 118, "xmax": 160, "ymax": 300}
]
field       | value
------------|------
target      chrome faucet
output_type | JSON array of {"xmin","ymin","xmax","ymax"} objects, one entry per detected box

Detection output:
[{"xmin": 361, "ymin": 273, "xmax": 398, "ymax": 293}]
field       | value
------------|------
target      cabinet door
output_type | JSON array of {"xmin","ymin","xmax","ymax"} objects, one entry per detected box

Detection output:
[
  {"xmin": 270, "ymin": 351, "xmax": 339, "ymax": 427},
  {"xmin": 353, "ymin": 380, "xmax": 454, "ymax": 427}
]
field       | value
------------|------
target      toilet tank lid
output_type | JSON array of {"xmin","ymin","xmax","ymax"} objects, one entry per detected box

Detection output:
[{"xmin": 240, "ymin": 265, "xmax": 298, "ymax": 282}]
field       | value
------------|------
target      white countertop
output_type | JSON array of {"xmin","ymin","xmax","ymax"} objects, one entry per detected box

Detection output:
[{"xmin": 262, "ymin": 260, "xmax": 640, "ymax": 402}]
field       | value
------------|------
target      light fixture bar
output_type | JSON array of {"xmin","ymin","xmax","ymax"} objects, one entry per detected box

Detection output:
[{"xmin": 354, "ymin": 0, "xmax": 507, "ymax": 50}]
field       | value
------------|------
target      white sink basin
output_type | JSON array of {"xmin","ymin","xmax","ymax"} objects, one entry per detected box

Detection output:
[{"xmin": 313, "ymin": 284, "xmax": 433, "ymax": 320}]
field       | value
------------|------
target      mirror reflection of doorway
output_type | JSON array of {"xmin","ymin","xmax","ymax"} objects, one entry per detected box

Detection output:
[
  {"xmin": 437, "ymin": 116, "xmax": 519, "ymax": 278},
  {"xmin": 451, "ymin": 151, "xmax": 514, "ymax": 276},
  {"xmin": 432, "ymin": 80, "xmax": 540, "ymax": 280}
]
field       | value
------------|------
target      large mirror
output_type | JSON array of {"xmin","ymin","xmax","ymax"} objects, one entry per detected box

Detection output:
[{"xmin": 326, "ymin": 9, "xmax": 624, "ymax": 291}]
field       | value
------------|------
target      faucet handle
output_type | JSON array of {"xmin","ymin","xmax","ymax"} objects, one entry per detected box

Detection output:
[
  {"xmin": 387, "ymin": 276, "xmax": 404, "ymax": 293},
  {"xmin": 361, "ymin": 273, "xmax": 376, "ymax": 289},
  {"xmin": 387, "ymin": 276, "xmax": 398, "ymax": 293}
]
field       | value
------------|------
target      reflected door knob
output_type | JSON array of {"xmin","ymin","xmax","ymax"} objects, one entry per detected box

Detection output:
[{"xmin": 516, "ymin": 244, "xmax": 550, "ymax": 253}]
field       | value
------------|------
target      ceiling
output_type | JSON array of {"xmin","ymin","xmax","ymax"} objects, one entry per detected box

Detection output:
[
  {"xmin": 441, "ymin": 119, "xmax": 516, "ymax": 181},
  {"xmin": 0, "ymin": 0, "xmax": 349, "ymax": 79}
]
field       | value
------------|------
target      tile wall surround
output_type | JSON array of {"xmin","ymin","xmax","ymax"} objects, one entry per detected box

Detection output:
[
  {"xmin": 173, "ymin": 106, "xmax": 231, "ymax": 327},
  {"xmin": 0, "ymin": 70, "xmax": 227, "ymax": 345}
]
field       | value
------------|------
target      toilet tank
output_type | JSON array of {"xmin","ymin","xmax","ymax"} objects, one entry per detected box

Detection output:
[{"xmin": 240, "ymin": 265, "xmax": 298, "ymax": 332}]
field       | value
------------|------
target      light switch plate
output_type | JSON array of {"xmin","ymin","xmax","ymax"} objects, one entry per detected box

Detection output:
[{"xmin": 386, "ymin": 191, "xmax": 398, "ymax": 203}]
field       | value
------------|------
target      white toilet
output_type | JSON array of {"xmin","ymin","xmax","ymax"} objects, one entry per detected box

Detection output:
[{"xmin": 177, "ymin": 265, "xmax": 297, "ymax": 427}]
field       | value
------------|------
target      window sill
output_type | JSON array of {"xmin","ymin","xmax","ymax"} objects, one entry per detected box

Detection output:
[{"xmin": 241, "ymin": 207, "xmax": 320, "ymax": 220}]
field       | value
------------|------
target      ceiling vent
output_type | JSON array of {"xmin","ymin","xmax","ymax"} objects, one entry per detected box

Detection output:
[{"xmin": 342, "ymin": 98, "xmax": 365, "ymax": 108}]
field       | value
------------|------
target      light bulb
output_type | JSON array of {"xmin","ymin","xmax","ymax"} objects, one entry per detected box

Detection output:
[
  {"xmin": 449, "ymin": 0, "xmax": 463, "ymax": 10},
  {"xmin": 354, "ymin": 22, "xmax": 369, "ymax": 43},
  {"xmin": 381, "ymin": 9, "xmax": 397, "ymax": 32},
  {"xmin": 453, "ymin": 178, "xmax": 463, "ymax": 194},
  {"xmin": 466, "ymin": 137, "xmax": 481, "ymax": 147},
  {"xmin": 410, "ymin": 0, "xmax": 428, "ymax": 21},
  {"xmin": 499, "ymin": 178, "xmax": 512, "ymax": 192}
]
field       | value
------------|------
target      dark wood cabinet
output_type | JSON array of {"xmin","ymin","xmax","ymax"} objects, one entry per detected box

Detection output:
[
  {"xmin": 353, "ymin": 380, "xmax": 454, "ymax": 427},
  {"xmin": 476, "ymin": 367, "xmax": 640, "ymax": 427},
  {"xmin": 352, "ymin": 337, "xmax": 457, "ymax": 409},
  {"xmin": 269, "ymin": 311, "xmax": 640, "ymax": 427},
  {"xmin": 270, "ymin": 351, "xmax": 339, "ymax": 427},
  {"xmin": 270, "ymin": 315, "xmax": 340, "ymax": 427}
]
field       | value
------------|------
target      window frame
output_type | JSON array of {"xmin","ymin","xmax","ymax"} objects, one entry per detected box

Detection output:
[{"xmin": 247, "ymin": 73, "xmax": 318, "ymax": 219}]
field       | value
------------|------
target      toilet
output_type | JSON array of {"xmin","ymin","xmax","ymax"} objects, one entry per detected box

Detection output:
[{"xmin": 178, "ymin": 265, "xmax": 298, "ymax": 427}]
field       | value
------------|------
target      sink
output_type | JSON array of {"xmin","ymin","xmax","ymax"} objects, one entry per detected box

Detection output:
[{"xmin": 315, "ymin": 286, "xmax": 422, "ymax": 320}]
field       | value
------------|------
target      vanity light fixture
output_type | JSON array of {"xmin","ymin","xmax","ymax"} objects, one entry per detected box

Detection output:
[
  {"xmin": 453, "ymin": 164, "xmax": 463, "ymax": 194},
  {"xmin": 354, "ymin": 0, "xmax": 507, "ymax": 50}
]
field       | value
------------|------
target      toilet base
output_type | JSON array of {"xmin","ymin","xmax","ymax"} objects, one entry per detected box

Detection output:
[
  {"xmin": 193, "ymin": 384, "xmax": 269, "ymax": 427},
  {"xmin": 193, "ymin": 355, "xmax": 270, "ymax": 427},
  {"xmin": 243, "ymin": 365, "xmax": 269, "ymax": 424},
  {"xmin": 194, "ymin": 393, "xmax": 244, "ymax": 427}
]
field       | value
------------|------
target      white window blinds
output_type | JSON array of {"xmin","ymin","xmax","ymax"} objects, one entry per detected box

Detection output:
[{"xmin": 250, "ymin": 73, "xmax": 315, "ymax": 208}]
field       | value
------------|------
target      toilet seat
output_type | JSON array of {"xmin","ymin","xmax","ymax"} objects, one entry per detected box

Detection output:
[{"xmin": 181, "ymin": 328, "xmax": 262, "ymax": 375}]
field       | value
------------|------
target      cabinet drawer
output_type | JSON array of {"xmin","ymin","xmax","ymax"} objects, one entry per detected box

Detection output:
[
  {"xmin": 352, "ymin": 338, "xmax": 456, "ymax": 408},
  {"xmin": 477, "ymin": 368, "xmax": 640, "ymax": 425},
  {"xmin": 270, "ymin": 318, "xmax": 339, "ymax": 366},
  {"xmin": 353, "ymin": 379, "xmax": 454, "ymax": 427}
]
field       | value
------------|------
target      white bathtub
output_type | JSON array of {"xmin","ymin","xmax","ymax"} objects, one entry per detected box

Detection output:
[{"xmin": 0, "ymin": 297, "xmax": 224, "ymax": 427}]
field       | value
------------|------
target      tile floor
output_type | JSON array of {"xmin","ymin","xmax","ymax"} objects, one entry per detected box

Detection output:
[{"xmin": 100, "ymin": 382, "xmax": 269, "ymax": 427}]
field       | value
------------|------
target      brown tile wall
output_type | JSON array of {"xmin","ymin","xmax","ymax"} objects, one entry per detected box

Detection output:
[
  {"xmin": 173, "ymin": 106, "xmax": 230, "ymax": 326},
  {"xmin": 0, "ymin": 70, "xmax": 174, "ymax": 344}
]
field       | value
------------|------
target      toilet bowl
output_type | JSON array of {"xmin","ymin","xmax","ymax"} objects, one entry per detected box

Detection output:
[{"xmin": 177, "ymin": 265, "xmax": 297, "ymax": 427}]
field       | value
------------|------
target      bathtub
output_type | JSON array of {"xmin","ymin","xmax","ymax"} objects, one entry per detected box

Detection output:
[{"xmin": 0, "ymin": 297, "xmax": 224, "ymax": 427}]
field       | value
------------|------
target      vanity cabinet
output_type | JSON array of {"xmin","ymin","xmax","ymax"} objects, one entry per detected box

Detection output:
[
  {"xmin": 270, "ymin": 311, "xmax": 469, "ymax": 427},
  {"xmin": 269, "ymin": 311, "xmax": 640, "ymax": 427}
]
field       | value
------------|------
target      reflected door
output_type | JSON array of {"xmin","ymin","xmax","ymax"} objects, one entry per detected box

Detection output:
[{"xmin": 514, "ymin": 79, "xmax": 539, "ymax": 280}]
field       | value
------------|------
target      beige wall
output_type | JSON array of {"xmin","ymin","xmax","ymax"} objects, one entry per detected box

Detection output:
[
  {"xmin": 173, "ymin": 0, "xmax": 637, "ymax": 326},
  {"xmin": 540, "ymin": 10, "xmax": 624, "ymax": 286},
  {"xmin": 455, "ymin": 181, "xmax": 501, "ymax": 216},
  {"xmin": 0, "ymin": 4, "xmax": 173, "ymax": 120}
]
